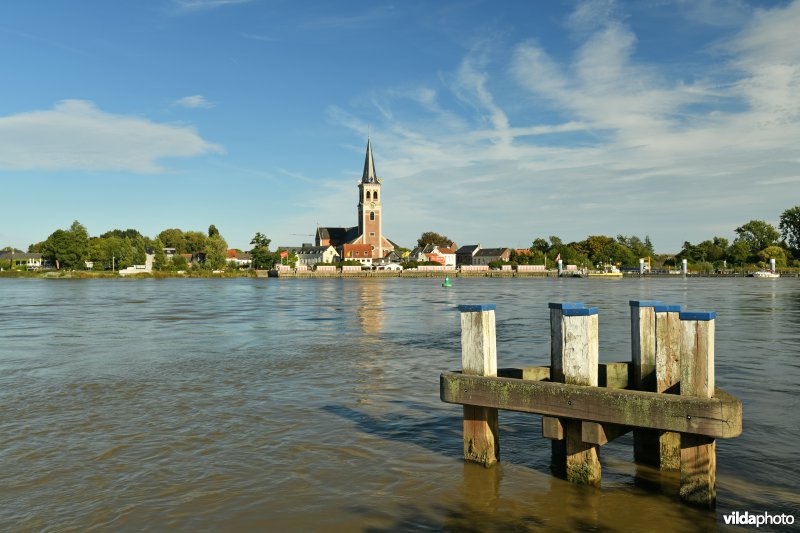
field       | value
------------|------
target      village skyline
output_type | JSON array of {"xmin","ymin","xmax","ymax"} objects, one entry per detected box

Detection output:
[{"xmin": 2, "ymin": 1, "xmax": 799, "ymax": 253}]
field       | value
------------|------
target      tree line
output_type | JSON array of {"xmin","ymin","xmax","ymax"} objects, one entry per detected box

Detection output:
[
  {"xmin": 21, "ymin": 222, "xmax": 232, "ymax": 271},
  {"xmin": 5, "ymin": 206, "xmax": 800, "ymax": 272}
]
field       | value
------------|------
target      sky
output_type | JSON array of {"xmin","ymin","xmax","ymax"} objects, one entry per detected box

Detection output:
[{"xmin": 1, "ymin": 0, "xmax": 798, "ymax": 254}]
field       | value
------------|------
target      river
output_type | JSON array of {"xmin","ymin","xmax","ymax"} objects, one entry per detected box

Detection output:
[{"xmin": 0, "ymin": 277, "xmax": 798, "ymax": 531}]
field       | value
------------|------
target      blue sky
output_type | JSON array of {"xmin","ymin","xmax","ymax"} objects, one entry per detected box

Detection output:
[{"xmin": 1, "ymin": 0, "xmax": 798, "ymax": 253}]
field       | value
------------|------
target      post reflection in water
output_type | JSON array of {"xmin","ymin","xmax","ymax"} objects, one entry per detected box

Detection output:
[{"xmin": 356, "ymin": 279, "xmax": 384, "ymax": 337}]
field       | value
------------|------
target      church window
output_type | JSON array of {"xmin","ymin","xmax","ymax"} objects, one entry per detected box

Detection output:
[
  {"xmin": 370, "ymin": 232, "xmax": 375, "ymax": 237},
  {"xmin": 369, "ymin": 212, "xmax": 375, "ymax": 221},
  {"xmin": 374, "ymin": 191, "xmax": 378, "ymax": 200},
  {"xmin": 366, "ymin": 191, "xmax": 371, "ymax": 200}
]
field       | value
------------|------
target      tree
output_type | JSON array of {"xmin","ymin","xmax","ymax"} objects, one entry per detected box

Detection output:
[
  {"xmin": 734, "ymin": 220, "xmax": 779, "ymax": 255},
  {"xmin": 531, "ymin": 238, "xmax": 549, "ymax": 254},
  {"xmin": 417, "ymin": 231, "xmax": 454, "ymax": 248},
  {"xmin": 41, "ymin": 221, "xmax": 89, "ymax": 270},
  {"xmin": 183, "ymin": 231, "xmax": 207, "ymax": 255},
  {"xmin": 153, "ymin": 238, "xmax": 166, "ymax": 271},
  {"xmin": 779, "ymin": 206, "xmax": 800, "ymax": 258},
  {"xmin": 644, "ymin": 235, "xmax": 655, "ymax": 255},
  {"xmin": 208, "ymin": 224, "xmax": 220, "ymax": 238},
  {"xmin": 205, "ymin": 234, "xmax": 228, "ymax": 270},
  {"xmin": 250, "ymin": 232, "xmax": 274, "ymax": 269},
  {"xmin": 758, "ymin": 245, "xmax": 788, "ymax": 268},
  {"xmin": 158, "ymin": 228, "xmax": 185, "ymax": 253},
  {"xmin": 727, "ymin": 240, "xmax": 751, "ymax": 265}
]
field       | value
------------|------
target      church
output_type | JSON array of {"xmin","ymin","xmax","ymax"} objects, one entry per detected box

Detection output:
[{"xmin": 315, "ymin": 138, "xmax": 396, "ymax": 260}]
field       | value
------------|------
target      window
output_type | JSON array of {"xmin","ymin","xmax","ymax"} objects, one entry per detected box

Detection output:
[
  {"xmin": 374, "ymin": 191, "xmax": 378, "ymax": 200},
  {"xmin": 369, "ymin": 211, "xmax": 375, "ymax": 221},
  {"xmin": 366, "ymin": 191, "xmax": 371, "ymax": 200},
  {"xmin": 370, "ymin": 232, "xmax": 375, "ymax": 237}
]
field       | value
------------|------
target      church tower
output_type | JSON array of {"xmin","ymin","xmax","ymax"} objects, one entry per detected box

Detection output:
[{"xmin": 357, "ymin": 138, "xmax": 383, "ymax": 258}]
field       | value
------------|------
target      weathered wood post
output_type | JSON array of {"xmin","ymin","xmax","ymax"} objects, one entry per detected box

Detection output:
[
  {"xmin": 459, "ymin": 304, "xmax": 499, "ymax": 467},
  {"xmin": 654, "ymin": 304, "xmax": 682, "ymax": 470},
  {"xmin": 630, "ymin": 300, "xmax": 661, "ymax": 465},
  {"xmin": 550, "ymin": 302, "xmax": 601, "ymax": 485},
  {"xmin": 679, "ymin": 311, "xmax": 716, "ymax": 507}
]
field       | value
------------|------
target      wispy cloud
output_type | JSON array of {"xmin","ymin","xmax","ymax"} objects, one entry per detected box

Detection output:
[
  {"xmin": 172, "ymin": 0, "xmax": 253, "ymax": 12},
  {"xmin": 302, "ymin": 5, "xmax": 396, "ymax": 29},
  {"xmin": 322, "ymin": 0, "xmax": 800, "ymax": 251},
  {"xmin": 175, "ymin": 95, "xmax": 215, "ymax": 109},
  {"xmin": 0, "ymin": 100, "xmax": 223, "ymax": 173}
]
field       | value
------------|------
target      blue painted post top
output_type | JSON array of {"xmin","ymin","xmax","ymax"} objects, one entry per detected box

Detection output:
[
  {"xmin": 548, "ymin": 302, "xmax": 585, "ymax": 310},
  {"xmin": 653, "ymin": 304, "xmax": 681, "ymax": 313},
  {"xmin": 458, "ymin": 304, "xmax": 496, "ymax": 313},
  {"xmin": 679, "ymin": 311, "xmax": 716, "ymax": 321},
  {"xmin": 563, "ymin": 307, "xmax": 599, "ymax": 317},
  {"xmin": 629, "ymin": 300, "xmax": 663, "ymax": 307}
]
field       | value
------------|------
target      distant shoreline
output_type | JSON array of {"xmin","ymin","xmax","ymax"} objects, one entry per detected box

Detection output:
[{"xmin": 1, "ymin": 270, "xmax": 797, "ymax": 279}]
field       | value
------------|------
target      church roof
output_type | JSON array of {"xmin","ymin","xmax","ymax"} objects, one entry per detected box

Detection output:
[
  {"xmin": 361, "ymin": 138, "xmax": 378, "ymax": 184},
  {"xmin": 317, "ymin": 226, "xmax": 360, "ymax": 244}
]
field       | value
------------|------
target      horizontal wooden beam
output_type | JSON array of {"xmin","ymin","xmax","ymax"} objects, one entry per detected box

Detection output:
[
  {"xmin": 582, "ymin": 421, "xmax": 631, "ymax": 445},
  {"xmin": 542, "ymin": 416, "xmax": 563, "ymax": 440},
  {"xmin": 498, "ymin": 366, "xmax": 550, "ymax": 380},
  {"xmin": 440, "ymin": 372, "xmax": 742, "ymax": 439}
]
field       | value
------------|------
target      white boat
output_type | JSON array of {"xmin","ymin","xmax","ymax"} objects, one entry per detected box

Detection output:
[{"xmin": 752, "ymin": 270, "xmax": 780, "ymax": 278}]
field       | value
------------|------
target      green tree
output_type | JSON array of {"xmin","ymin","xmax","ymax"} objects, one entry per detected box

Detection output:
[
  {"xmin": 153, "ymin": 238, "xmax": 166, "ymax": 270},
  {"xmin": 208, "ymin": 224, "xmax": 220, "ymax": 238},
  {"xmin": 205, "ymin": 234, "xmax": 228, "ymax": 270},
  {"xmin": 250, "ymin": 232, "xmax": 274, "ymax": 269},
  {"xmin": 779, "ymin": 206, "xmax": 800, "ymax": 258},
  {"xmin": 171, "ymin": 254, "xmax": 188, "ymax": 271},
  {"xmin": 727, "ymin": 240, "xmax": 751, "ymax": 265},
  {"xmin": 758, "ymin": 246, "xmax": 788, "ymax": 268},
  {"xmin": 158, "ymin": 228, "xmax": 185, "ymax": 253},
  {"xmin": 531, "ymin": 238, "xmax": 549, "ymax": 254},
  {"xmin": 183, "ymin": 231, "xmax": 207, "ymax": 255},
  {"xmin": 644, "ymin": 235, "xmax": 655, "ymax": 255},
  {"xmin": 417, "ymin": 231, "xmax": 454, "ymax": 248},
  {"xmin": 734, "ymin": 220, "xmax": 780, "ymax": 256},
  {"xmin": 41, "ymin": 221, "xmax": 90, "ymax": 270},
  {"xmin": 28, "ymin": 241, "xmax": 44, "ymax": 253}
]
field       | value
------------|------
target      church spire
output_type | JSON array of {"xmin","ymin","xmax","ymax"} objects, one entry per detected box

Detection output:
[{"xmin": 361, "ymin": 137, "xmax": 377, "ymax": 183}]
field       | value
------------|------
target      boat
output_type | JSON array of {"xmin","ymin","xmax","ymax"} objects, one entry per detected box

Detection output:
[
  {"xmin": 587, "ymin": 266, "xmax": 623, "ymax": 278},
  {"xmin": 752, "ymin": 270, "xmax": 780, "ymax": 278}
]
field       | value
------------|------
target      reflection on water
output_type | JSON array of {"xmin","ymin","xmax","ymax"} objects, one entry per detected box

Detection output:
[{"xmin": 0, "ymin": 277, "xmax": 798, "ymax": 530}]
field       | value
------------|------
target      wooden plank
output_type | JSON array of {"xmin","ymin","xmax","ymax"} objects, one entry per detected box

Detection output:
[
  {"xmin": 654, "ymin": 305, "xmax": 682, "ymax": 470},
  {"xmin": 599, "ymin": 362, "xmax": 630, "ymax": 389},
  {"xmin": 542, "ymin": 416, "xmax": 563, "ymax": 440},
  {"xmin": 440, "ymin": 372, "xmax": 742, "ymax": 439},
  {"xmin": 498, "ymin": 366, "xmax": 550, "ymax": 381},
  {"xmin": 630, "ymin": 301, "xmax": 661, "ymax": 466},
  {"xmin": 459, "ymin": 304, "xmax": 499, "ymax": 467},
  {"xmin": 679, "ymin": 312, "xmax": 717, "ymax": 507},
  {"xmin": 581, "ymin": 421, "xmax": 631, "ymax": 445}
]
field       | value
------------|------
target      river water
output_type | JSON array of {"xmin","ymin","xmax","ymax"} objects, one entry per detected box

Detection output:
[{"xmin": 0, "ymin": 277, "xmax": 798, "ymax": 531}]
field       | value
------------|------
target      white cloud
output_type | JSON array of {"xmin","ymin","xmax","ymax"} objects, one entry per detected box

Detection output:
[
  {"xmin": 175, "ymin": 95, "xmax": 215, "ymax": 109},
  {"xmin": 172, "ymin": 0, "xmax": 253, "ymax": 12},
  {"xmin": 0, "ymin": 100, "xmax": 223, "ymax": 173},
  {"xmin": 322, "ymin": 0, "xmax": 800, "ymax": 251}
]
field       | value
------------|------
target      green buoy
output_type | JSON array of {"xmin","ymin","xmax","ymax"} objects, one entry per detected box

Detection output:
[{"xmin": 442, "ymin": 276, "xmax": 452, "ymax": 287}]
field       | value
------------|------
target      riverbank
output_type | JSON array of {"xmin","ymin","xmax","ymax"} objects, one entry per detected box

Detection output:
[{"xmin": 2, "ymin": 269, "xmax": 797, "ymax": 279}]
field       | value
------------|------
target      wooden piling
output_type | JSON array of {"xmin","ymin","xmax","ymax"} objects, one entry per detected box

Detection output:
[
  {"xmin": 459, "ymin": 304, "xmax": 499, "ymax": 467},
  {"xmin": 654, "ymin": 304, "xmax": 682, "ymax": 470},
  {"xmin": 550, "ymin": 303, "xmax": 601, "ymax": 485},
  {"xmin": 679, "ymin": 311, "xmax": 716, "ymax": 507},
  {"xmin": 630, "ymin": 300, "xmax": 661, "ymax": 465}
]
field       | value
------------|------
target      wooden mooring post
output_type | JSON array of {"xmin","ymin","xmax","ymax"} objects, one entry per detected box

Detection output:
[
  {"xmin": 442, "ymin": 302, "xmax": 741, "ymax": 507},
  {"xmin": 459, "ymin": 304, "xmax": 499, "ymax": 467}
]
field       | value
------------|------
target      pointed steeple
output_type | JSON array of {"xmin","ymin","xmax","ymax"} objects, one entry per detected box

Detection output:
[{"xmin": 361, "ymin": 137, "xmax": 377, "ymax": 183}]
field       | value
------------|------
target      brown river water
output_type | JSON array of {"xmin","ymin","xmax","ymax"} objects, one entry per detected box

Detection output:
[{"xmin": 0, "ymin": 277, "xmax": 798, "ymax": 531}]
